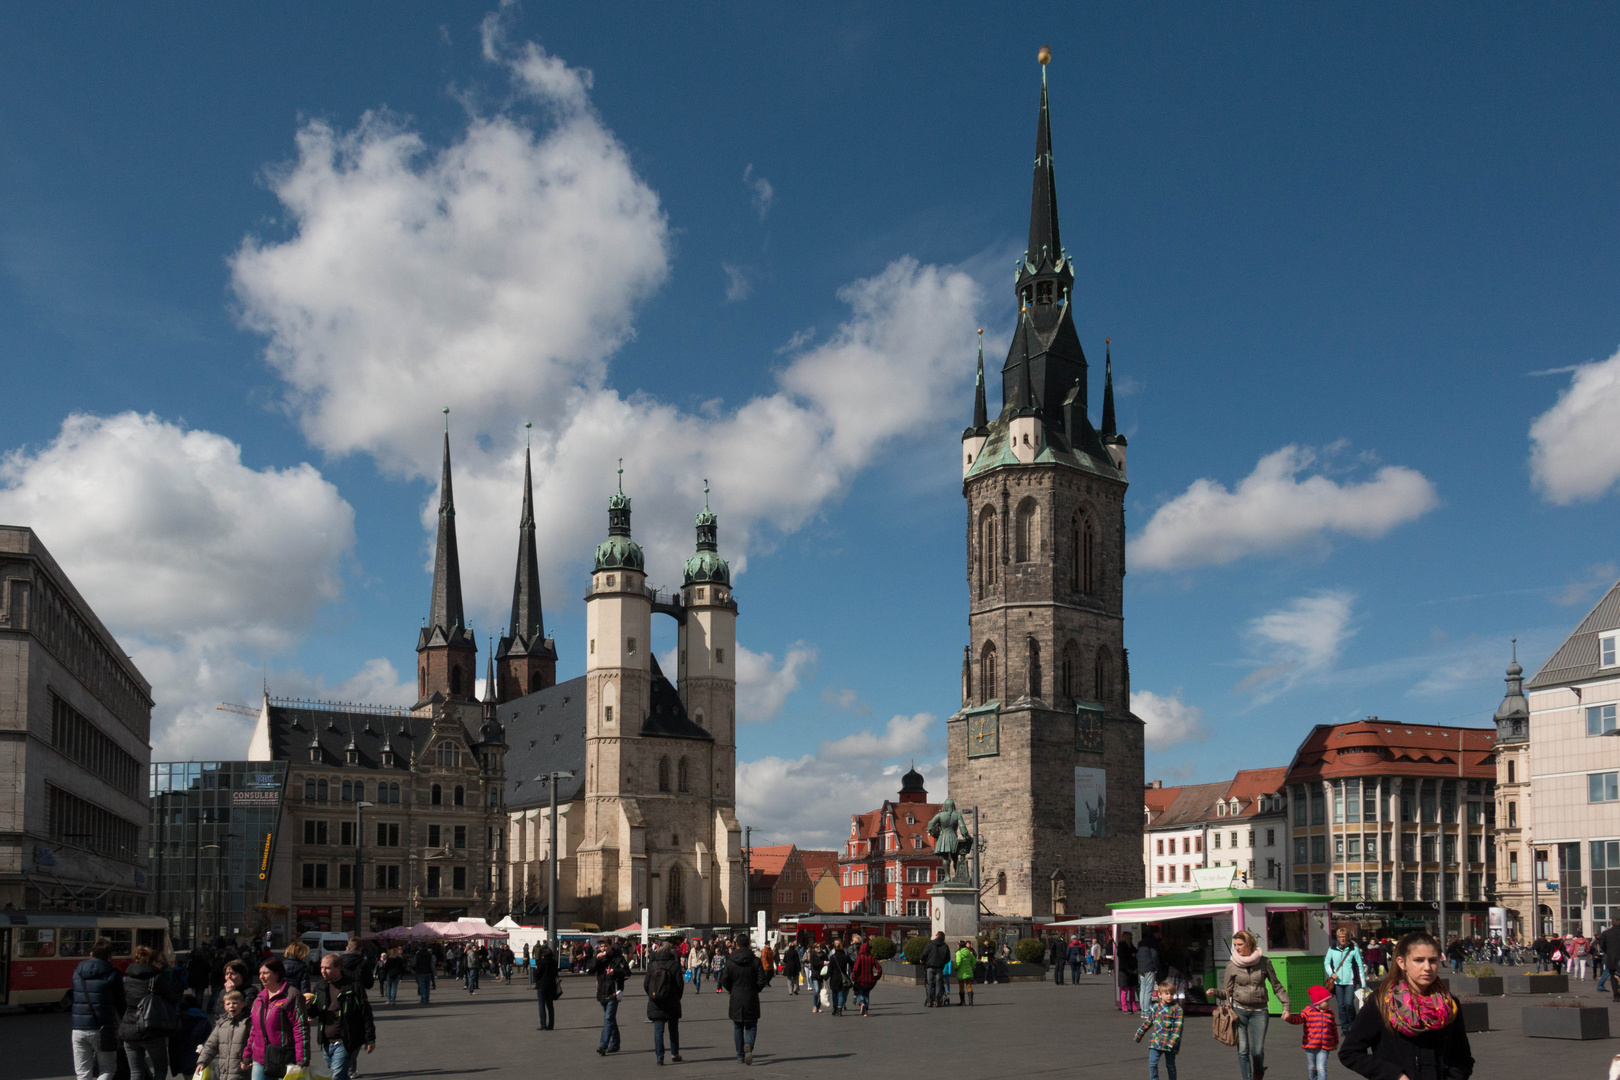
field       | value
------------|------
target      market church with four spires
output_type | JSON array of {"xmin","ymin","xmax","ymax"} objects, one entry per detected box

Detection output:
[{"xmin": 250, "ymin": 431, "xmax": 744, "ymax": 933}]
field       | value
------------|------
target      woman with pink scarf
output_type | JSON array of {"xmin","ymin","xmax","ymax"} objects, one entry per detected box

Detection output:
[{"xmin": 1339, "ymin": 930, "xmax": 1473, "ymax": 1080}]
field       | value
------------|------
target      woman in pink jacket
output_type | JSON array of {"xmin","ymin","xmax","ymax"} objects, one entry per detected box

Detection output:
[{"xmin": 245, "ymin": 958, "xmax": 307, "ymax": 1080}]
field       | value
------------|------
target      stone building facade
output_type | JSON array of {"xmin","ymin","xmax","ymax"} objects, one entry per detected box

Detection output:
[
  {"xmin": 945, "ymin": 55, "xmax": 1145, "ymax": 919},
  {"xmin": 0, "ymin": 526, "xmax": 153, "ymax": 913}
]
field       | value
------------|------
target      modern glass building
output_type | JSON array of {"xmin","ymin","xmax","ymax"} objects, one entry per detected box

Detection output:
[{"xmin": 149, "ymin": 761, "xmax": 288, "ymax": 948}]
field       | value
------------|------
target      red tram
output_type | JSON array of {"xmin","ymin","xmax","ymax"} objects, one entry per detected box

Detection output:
[{"xmin": 2, "ymin": 912, "xmax": 171, "ymax": 1010}]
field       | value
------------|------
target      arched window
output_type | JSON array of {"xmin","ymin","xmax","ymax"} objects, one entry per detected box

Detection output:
[
  {"xmin": 529, "ymin": 671, "xmax": 543, "ymax": 693},
  {"xmin": 978, "ymin": 506, "xmax": 997, "ymax": 598},
  {"xmin": 304, "ymin": 777, "xmax": 315, "ymax": 800},
  {"xmin": 996, "ymin": 870, "xmax": 1008, "ymax": 896},
  {"xmin": 1027, "ymin": 638, "xmax": 1042, "ymax": 699},
  {"xmin": 341, "ymin": 780, "xmax": 352, "ymax": 802},
  {"xmin": 316, "ymin": 779, "xmax": 328, "ymax": 801},
  {"xmin": 1094, "ymin": 646, "xmax": 1113, "ymax": 707},
  {"xmin": 667, "ymin": 864, "xmax": 686, "ymax": 924},
  {"xmin": 450, "ymin": 666, "xmax": 464, "ymax": 696},
  {"xmin": 389, "ymin": 782, "xmax": 401, "ymax": 804},
  {"xmin": 979, "ymin": 641, "xmax": 997, "ymax": 705},
  {"xmin": 677, "ymin": 758, "xmax": 689, "ymax": 793},
  {"xmin": 1062, "ymin": 640, "xmax": 1081, "ymax": 702},
  {"xmin": 1073, "ymin": 509, "xmax": 1096, "ymax": 595},
  {"xmin": 431, "ymin": 784, "xmax": 442, "ymax": 806},
  {"xmin": 658, "ymin": 757, "xmax": 671, "ymax": 792},
  {"xmin": 1015, "ymin": 498, "xmax": 1040, "ymax": 562},
  {"xmin": 454, "ymin": 785, "xmax": 465, "ymax": 807}
]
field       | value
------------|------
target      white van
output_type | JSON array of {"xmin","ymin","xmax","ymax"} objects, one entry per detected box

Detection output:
[{"xmin": 300, "ymin": 932, "xmax": 352, "ymax": 964}]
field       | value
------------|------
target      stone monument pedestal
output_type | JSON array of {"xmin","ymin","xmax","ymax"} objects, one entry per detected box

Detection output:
[{"xmin": 929, "ymin": 882, "xmax": 980, "ymax": 941}]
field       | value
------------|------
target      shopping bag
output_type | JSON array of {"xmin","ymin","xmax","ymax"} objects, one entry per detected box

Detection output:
[
  {"xmin": 282, "ymin": 1067, "xmax": 310, "ymax": 1080},
  {"xmin": 1211, "ymin": 1005, "xmax": 1238, "ymax": 1047},
  {"xmin": 819, "ymin": 984, "xmax": 831, "ymax": 1008},
  {"xmin": 310, "ymin": 1058, "xmax": 334, "ymax": 1080},
  {"xmin": 194, "ymin": 1066, "xmax": 213, "ymax": 1080}
]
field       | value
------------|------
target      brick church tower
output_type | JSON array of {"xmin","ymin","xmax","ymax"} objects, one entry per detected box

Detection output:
[{"xmin": 946, "ymin": 51, "xmax": 1145, "ymax": 918}]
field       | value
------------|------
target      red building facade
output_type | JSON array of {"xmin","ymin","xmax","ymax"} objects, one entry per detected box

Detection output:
[{"xmin": 839, "ymin": 768, "xmax": 944, "ymax": 916}]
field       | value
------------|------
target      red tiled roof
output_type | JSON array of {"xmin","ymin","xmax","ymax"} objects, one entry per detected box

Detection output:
[
  {"xmin": 1144, "ymin": 785, "xmax": 1182, "ymax": 823},
  {"xmin": 1283, "ymin": 719, "xmax": 1496, "ymax": 784},
  {"xmin": 749, "ymin": 844, "xmax": 795, "ymax": 877},
  {"xmin": 798, "ymin": 850, "xmax": 839, "ymax": 876}
]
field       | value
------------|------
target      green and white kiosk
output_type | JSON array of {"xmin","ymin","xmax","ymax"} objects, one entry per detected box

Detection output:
[{"xmin": 1104, "ymin": 867, "xmax": 1332, "ymax": 1015}]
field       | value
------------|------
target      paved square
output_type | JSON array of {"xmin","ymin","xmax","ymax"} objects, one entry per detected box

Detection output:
[{"xmin": 4, "ymin": 966, "xmax": 1612, "ymax": 1079}]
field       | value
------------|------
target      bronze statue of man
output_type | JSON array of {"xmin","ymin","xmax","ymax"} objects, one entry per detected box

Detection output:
[{"xmin": 927, "ymin": 798, "xmax": 973, "ymax": 883}]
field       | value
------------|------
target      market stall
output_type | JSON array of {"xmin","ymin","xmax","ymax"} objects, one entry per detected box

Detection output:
[{"xmin": 1105, "ymin": 873, "xmax": 1332, "ymax": 1015}]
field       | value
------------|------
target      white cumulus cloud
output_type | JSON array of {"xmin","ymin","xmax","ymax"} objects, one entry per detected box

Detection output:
[
  {"xmin": 1132, "ymin": 689, "xmax": 1210, "ymax": 751},
  {"xmin": 1237, "ymin": 590, "xmax": 1356, "ymax": 704},
  {"xmin": 1133, "ymin": 445, "xmax": 1438, "ymax": 571},
  {"xmin": 0, "ymin": 412, "xmax": 364, "ymax": 759},
  {"xmin": 737, "ymin": 714, "xmax": 940, "ymax": 845},
  {"xmin": 736, "ymin": 641, "xmax": 816, "ymax": 724},
  {"xmin": 1529, "ymin": 346, "xmax": 1620, "ymax": 504}
]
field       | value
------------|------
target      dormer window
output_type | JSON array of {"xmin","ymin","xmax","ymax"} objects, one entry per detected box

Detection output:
[
  {"xmin": 1216, "ymin": 802, "xmax": 1226, "ymax": 817},
  {"xmin": 346, "ymin": 749, "xmax": 359, "ymax": 766},
  {"xmin": 382, "ymin": 750, "xmax": 394, "ymax": 767},
  {"xmin": 1603, "ymin": 632, "xmax": 1618, "ymax": 668},
  {"xmin": 309, "ymin": 747, "xmax": 321, "ymax": 763}
]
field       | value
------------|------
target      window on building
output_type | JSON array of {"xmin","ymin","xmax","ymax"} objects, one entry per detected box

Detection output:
[
  {"xmin": 1015, "ymin": 498, "xmax": 1040, "ymax": 562},
  {"xmin": 1183, "ymin": 864, "xmax": 1191, "ymax": 881},
  {"xmin": 980, "ymin": 642, "xmax": 997, "ymax": 705},
  {"xmin": 454, "ymin": 825, "xmax": 467, "ymax": 849},
  {"xmin": 1509, "ymin": 850, "xmax": 1520, "ymax": 881},
  {"xmin": 452, "ymin": 866, "xmax": 466, "ymax": 892},
  {"xmin": 979, "ymin": 507, "xmax": 998, "ymax": 598},
  {"xmin": 436, "ymin": 742, "xmax": 461, "ymax": 768},
  {"xmin": 376, "ymin": 822, "xmax": 399, "ymax": 847},
  {"xmin": 374, "ymin": 864, "xmax": 400, "ymax": 891},
  {"xmin": 1508, "ymin": 801, "xmax": 1517, "ymax": 827},
  {"xmin": 339, "ymin": 821, "xmax": 353, "ymax": 847},
  {"xmin": 454, "ymin": 785, "xmax": 465, "ymax": 806},
  {"xmin": 1335, "ymin": 836, "xmax": 1345, "ymax": 859},
  {"xmin": 1294, "ymin": 838, "xmax": 1308, "ymax": 865},
  {"xmin": 1507, "ymin": 760, "xmax": 1516, "ymax": 784},
  {"xmin": 431, "ymin": 784, "xmax": 442, "ymax": 806},
  {"xmin": 317, "ymin": 779, "xmax": 328, "ymax": 801},
  {"xmin": 1232, "ymin": 831, "xmax": 1240, "ymax": 848},
  {"xmin": 1310, "ymin": 787, "xmax": 1325, "ymax": 826},
  {"xmin": 1421, "ymin": 833, "xmax": 1437, "ymax": 863},
  {"xmin": 1592, "ymin": 840, "xmax": 1620, "ymax": 925},
  {"xmin": 1156, "ymin": 838, "xmax": 1165, "ymax": 855},
  {"xmin": 1602, "ymin": 633, "xmax": 1618, "ymax": 669},
  {"xmin": 1157, "ymin": 866, "xmax": 1165, "ymax": 882},
  {"xmin": 301, "ymin": 863, "xmax": 328, "ymax": 889},
  {"xmin": 428, "ymin": 824, "xmax": 441, "ymax": 847},
  {"xmin": 1588, "ymin": 705, "xmax": 1619, "ymax": 736},
  {"xmin": 1294, "ymin": 786, "xmax": 1308, "ymax": 826},
  {"xmin": 1420, "ymin": 780, "xmax": 1438, "ymax": 823},
  {"xmin": 426, "ymin": 866, "xmax": 441, "ymax": 896},
  {"xmin": 1267, "ymin": 829, "xmax": 1276, "ymax": 847},
  {"xmin": 338, "ymin": 864, "xmax": 353, "ymax": 890},
  {"xmin": 677, "ymin": 758, "xmax": 689, "ymax": 792},
  {"xmin": 1347, "ymin": 835, "xmax": 1360, "ymax": 860},
  {"xmin": 1591, "ymin": 772, "xmax": 1620, "ymax": 803},
  {"xmin": 1214, "ymin": 833, "xmax": 1222, "ymax": 849},
  {"xmin": 1311, "ymin": 835, "xmax": 1326, "ymax": 864}
]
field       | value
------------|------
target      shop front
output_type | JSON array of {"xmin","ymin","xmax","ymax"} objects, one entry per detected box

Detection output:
[{"xmin": 1330, "ymin": 900, "xmax": 1492, "ymax": 940}]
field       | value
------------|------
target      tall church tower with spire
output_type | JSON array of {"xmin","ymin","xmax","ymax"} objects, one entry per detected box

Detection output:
[
  {"xmin": 496, "ymin": 425, "xmax": 558, "ymax": 702},
  {"xmin": 947, "ymin": 49, "xmax": 1145, "ymax": 918},
  {"xmin": 416, "ymin": 416, "xmax": 478, "ymax": 707}
]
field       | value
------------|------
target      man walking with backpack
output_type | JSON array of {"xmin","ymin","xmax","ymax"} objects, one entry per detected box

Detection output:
[
  {"xmin": 314, "ymin": 953, "xmax": 376, "ymax": 1080},
  {"xmin": 644, "ymin": 941, "xmax": 685, "ymax": 1064},
  {"xmin": 71, "ymin": 938, "xmax": 124, "ymax": 1080}
]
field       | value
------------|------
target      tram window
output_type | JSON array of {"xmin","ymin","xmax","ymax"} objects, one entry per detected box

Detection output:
[
  {"xmin": 1265, "ymin": 910, "xmax": 1308, "ymax": 952},
  {"xmin": 18, "ymin": 928, "xmax": 57, "ymax": 957},
  {"xmin": 137, "ymin": 929, "xmax": 167, "ymax": 952},
  {"xmin": 106, "ymin": 929, "xmax": 132, "ymax": 956},
  {"xmin": 59, "ymin": 929, "xmax": 96, "ymax": 957}
]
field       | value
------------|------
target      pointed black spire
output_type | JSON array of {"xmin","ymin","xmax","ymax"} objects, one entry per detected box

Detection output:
[
  {"xmin": 428, "ymin": 409, "xmax": 466, "ymax": 633},
  {"xmin": 1014, "ymin": 310, "xmax": 1038, "ymax": 417},
  {"xmin": 507, "ymin": 424, "xmax": 545, "ymax": 644},
  {"xmin": 1028, "ymin": 47, "xmax": 1061, "ymax": 266},
  {"xmin": 1100, "ymin": 339, "xmax": 1117, "ymax": 439},
  {"xmin": 972, "ymin": 329, "xmax": 989, "ymax": 432}
]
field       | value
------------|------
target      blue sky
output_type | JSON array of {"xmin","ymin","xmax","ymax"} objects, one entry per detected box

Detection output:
[{"xmin": 3, "ymin": 4, "xmax": 1619, "ymax": 845}]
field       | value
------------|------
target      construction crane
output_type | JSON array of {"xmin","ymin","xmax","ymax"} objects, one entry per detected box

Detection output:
[{"xmin": 217, "ymin": 702, "xmax": 261, "ymax": 718}]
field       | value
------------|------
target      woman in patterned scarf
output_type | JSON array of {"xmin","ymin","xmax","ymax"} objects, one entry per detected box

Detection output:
[{"xmin": 1339, "ymin": 930, "xmax": 1474, "ymax": 1079}]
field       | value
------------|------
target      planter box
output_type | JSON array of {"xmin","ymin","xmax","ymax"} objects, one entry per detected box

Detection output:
[
  {"xmin": 1449, "ymin": 975, "xmax": 1504, "ymax": 996},
  {"xmin": 1458, "ymin": 999, "xmax": 1490, "ymax": 1032},
  {"xmin": 880, "ymin": 960, "xmax": 924, "ymax": 984},
  {"xmin": 1521, "ymin": 1005, "xmax": 1610, "ymax": 1040},
  {"xmin": 1002, "ymin": 962, "xmax": 1048, "ymax": 982},
  {"xmin": 1508, "ymin": 973, "xmax": 1570, "ymax": 995}
]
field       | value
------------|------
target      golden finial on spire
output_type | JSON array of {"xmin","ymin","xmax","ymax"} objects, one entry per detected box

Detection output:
[{"xmin": 1038, "ymin": 45, "xmax": 1051, "ymax": 65}]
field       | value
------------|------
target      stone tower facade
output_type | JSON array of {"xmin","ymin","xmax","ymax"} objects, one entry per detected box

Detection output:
[
  {"xmin": 576, "ymin": 480, "xmax": 744, "ymax": 928},
  {"xmin": 946, "ymin": 54, "xmax": 1145, "ymax": 919}
]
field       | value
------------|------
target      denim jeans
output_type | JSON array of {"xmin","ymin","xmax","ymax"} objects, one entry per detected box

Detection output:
[
  {"xmin": 464, "ymin": 967, "xmax": 479, "ymax": 991},
  {"xmin": 831, "ymin": 986, "xmax": 848, "ymax": 1012},
  {"xmin": 322, "ymin": 1042, "xmax": 352, "ymax": 1080},
  {"xmin": 537, "ymin": 992, "xmax": 555, "ymax": 1029},
  {"xmin": 924, "ymin": 969, "xmax": 943, "ymax": 1005},
  {"xmin": 1333, "ymin": 983, "xmax": 1357, "ymax": 1029},
  {"xmin": 72, "ymin": 1029, "xmax": 117, "ymax": 1080},
  {"xmin": 731, "ymin": 1021, "xmax": 756, "ymax": 1059},
  {"xmin": 1070, "ymin": 960, "xmax": 1083, "ymax": 982},
  {"xmin": 1148, "ymin": 1047, "xmax": 1177, "ymax": 1080},
  {"xmin": 853, "ymin": 989, "xmax": 870, "ymax": 1010},
  {"xmin": 1306, "ymin": 1048, "xmax": 1329, "ymax": 1080},
  {"xmin": 1232, "ymin": 1007, "xmax": 1269, "ymax": 1080},
  {"xmin": 1139, "ymin": 974, "xmax": 1158, "ymax": 1010},
  {"xmin": 599, "ymin": 996, "xmax": 621, "ymax": 1051},
  {"xmin": 123, "ymin": 1038, "xmax": 168, "ymax": 1080},
  {"xmin": 383, "ymin": 975, "xmax": 399, "ymax": 1004},
  {"xmin": 807, "ymin": 977, "xmax": 823, "ymax": 1008},
  {"xmin": 652, "ymin": 1018, "xmax": 679, "ymax": 1061},
  {"xmin": 690, "ymin": 966, "xmax": 704, "ymax": 990},
  {"xmin": 416, "ymin": 973, "xmax": 432, "ymax": 1004},
  {"xmin": 251, "ymin": 1066, "xmax": 289, "ymax": 1080}
]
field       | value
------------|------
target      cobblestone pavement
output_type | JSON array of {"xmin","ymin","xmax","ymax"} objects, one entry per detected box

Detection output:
[{"xmin": 4, "ymin": 966, "xmax": 1614, "ymax": 1080}]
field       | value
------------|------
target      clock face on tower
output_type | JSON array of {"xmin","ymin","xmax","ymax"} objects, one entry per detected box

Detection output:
[{"xmin": 968, "ymin": 712, "xmax": 999, "ymax": 758}]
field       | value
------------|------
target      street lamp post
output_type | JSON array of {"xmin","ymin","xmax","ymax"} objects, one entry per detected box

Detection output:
[
  {"xmin": 354, "ymin": 801, "xmax": 374, "ymax": 937},
  {"xmin": 533, "ymin": 772, "xmax": 574, "ymax": 954},
  {"xmin": 744, "ymin": 826, "xmax": 754, "ymax": 935}
]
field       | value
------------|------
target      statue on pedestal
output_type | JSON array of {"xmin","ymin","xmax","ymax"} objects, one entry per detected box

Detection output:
[{"xmin": 926, "ymin": 799, "xmax": 974, "ymax": 884}]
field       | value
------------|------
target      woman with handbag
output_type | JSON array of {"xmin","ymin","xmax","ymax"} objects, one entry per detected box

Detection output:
[
  {"xmin": 120, "ymin": 946, "xmax": 181, "ymax": 1080},
  {"xmin": 245, "ymin": 958, "xmax": 307, "ymax": 1080},
  {"xmin": 825, "ymin": 936, "xmax": 853, "ymax": 1016},
  {"xmin": 805, "ymin": 942, "xmax": 828, "ymax": 1014},
  {"xmin": 1339, "ymin": 930, "xmax": 1474, "ymax": 1080},
  {"xmin": 1116, "ymin": 931, "xmax": 1138, "ymax": 1012},
  {"xmin": 1323, "ymin": 929, "xmax": 1367, "ymax": 1030},
  {"xmin": 1217, "ymin": 929, "xmax": 1291, "ymax": 1080}
]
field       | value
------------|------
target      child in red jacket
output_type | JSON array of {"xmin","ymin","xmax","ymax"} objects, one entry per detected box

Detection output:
[{"xmin": 1286, "ymin": 984, "xmax": 1340, "ymax": 1080}]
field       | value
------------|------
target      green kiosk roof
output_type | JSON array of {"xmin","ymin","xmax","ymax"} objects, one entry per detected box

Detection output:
[{"xmin": 1108, "ymin": 888, "xmax": 1333, "ymax": 911}]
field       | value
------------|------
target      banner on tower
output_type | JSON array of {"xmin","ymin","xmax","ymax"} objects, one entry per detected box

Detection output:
[{"xmin": 1074, "ymin": 767, "xmax": 1107, "ymax": 838}]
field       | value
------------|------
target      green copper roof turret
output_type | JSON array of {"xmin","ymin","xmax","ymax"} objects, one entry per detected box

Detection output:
[
  {"xmin": 684, "ymin": 480, "xmax": 730, "ymax": 586},
  {"xmin": 595, "ymin": 459, "xmax": 645, "ymax": 571}
]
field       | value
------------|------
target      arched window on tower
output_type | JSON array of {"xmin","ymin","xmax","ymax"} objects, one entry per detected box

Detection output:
[
  {"xmin": 1027, "ymin": 638, "xmax": 1042, "ymax": 699},
  {"xmin": 1094, "ymin": 646, "xmax": 1113, "ymax": 707},
  {"xmin": 667, "ymin": 863, "xmax": 686, "ymax": 924},
  {"xmin": 978, "ymin": 507, "xmax": 997, "ymax": 598},
  {"xmin": 1073, "ymin": 509, "xmax": 1096, "ymax": 595},
  {"xmin": 1015, "ymin": 498, "xmax": 1040, "ymax": 563},
  {"xmin": 450, "ymin": 666, "xmax": 464, "ymax": 696},
  {"xmin": 658, "ymin": 757, "xmax": 671, "ymax": 792},
  {"xmin": 979, "ymin": 641, "xmax": 997, "ymax": 705},
  {"xmin": 677, "ymin": 757, "xmax": 689, "ymax": 793},
  {"xmin": 1062, "ymin": 640, "xmax": 1081, "ymax": 702},
  {"xmin": 530, "ymin": 671, "xmax": 543, "ymax": 693}
]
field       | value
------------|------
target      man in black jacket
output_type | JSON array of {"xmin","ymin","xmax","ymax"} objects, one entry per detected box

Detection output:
[
  {"xmin": 919, "ymin": 932, "xmax": 950, "ymax": 1008},
  {"xmin": 315, "ymin": 953, "xmax": 376, "ymax": 1080},
  {"xmin": 593, "ymin": 942, "xmax": 629, "ymax": 1056},
  {"xmin": 1599, "ymin": 918, "xmax": 1620, "ymax": 1002},
  {"xmin": 71, "ymin": 938, "xmax": 124, "ymax": 1080}
]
